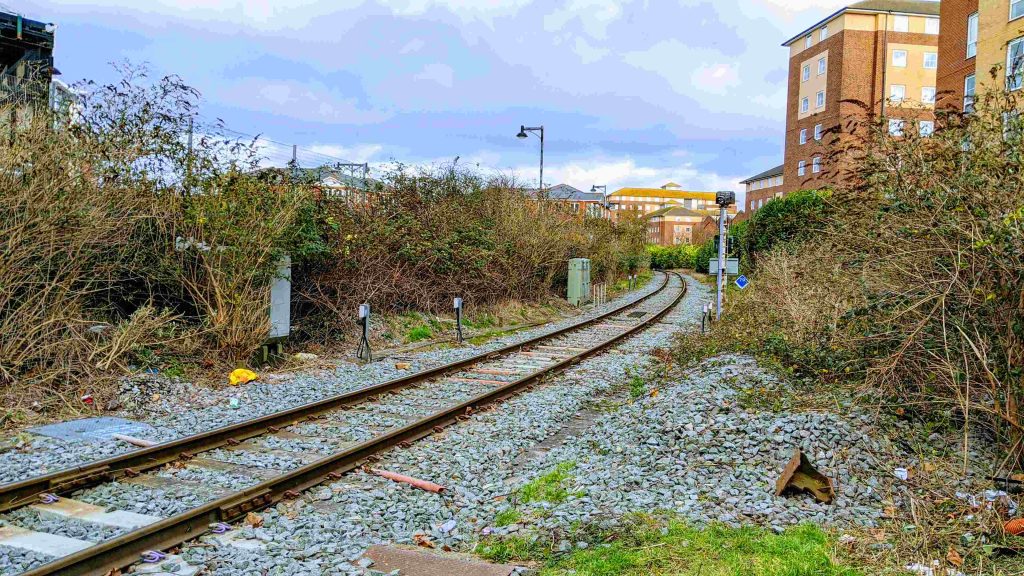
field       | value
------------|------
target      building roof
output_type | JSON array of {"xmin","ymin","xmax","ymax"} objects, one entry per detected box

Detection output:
[
  {"xmin": 609, "ymin": 184, "xmax": 717, "ymax": 201},
  {"xmin": 740, "ymin": 164, "xmax": 784, "ymax": 184},
  {"xmin": 646, "ymin": 206, "xmax": 716, "ymax": 220},
  {"xmin": 532, "ymin": 183, "xmax": 606, "ymax": 202},
  {"xmin": 782, "ymin": 0, "xmax": 940, "ymax": 47}
]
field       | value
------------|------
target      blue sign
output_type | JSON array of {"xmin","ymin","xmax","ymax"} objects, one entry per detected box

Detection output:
[{"xmin": 735, "ymin": 275, "xmax": 749, "ymax": 290}]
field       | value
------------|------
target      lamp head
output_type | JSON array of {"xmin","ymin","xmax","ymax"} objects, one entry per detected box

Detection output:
[{"xmin": 516, "ymin": 126, "xmax": 528, "ymax": 139}]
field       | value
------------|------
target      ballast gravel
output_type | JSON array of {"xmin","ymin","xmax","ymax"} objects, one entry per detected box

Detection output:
[{"xmin": 0, "ymin": 279, "xmax": 664, "ymax": 487}]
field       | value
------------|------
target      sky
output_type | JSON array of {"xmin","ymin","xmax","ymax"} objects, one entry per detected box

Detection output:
[{"xmin": 17, "ymin": 0, "xmax": 861, "ymax": 195}]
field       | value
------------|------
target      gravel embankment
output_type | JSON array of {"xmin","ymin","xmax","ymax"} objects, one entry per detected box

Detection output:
[
  {"xmin": 0, "ymin": 279, "xmax": 664, "ymax": 486},
  {"xmin": 169, "ymin": 274, "xmax": 701, "ymax": 575}
]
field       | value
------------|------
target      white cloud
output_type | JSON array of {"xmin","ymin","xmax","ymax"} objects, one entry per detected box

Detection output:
[
  {"xmin": 308, "ymin": 143, "xmax": 385, "ymax": 163},
  {"xmin": 512, "ymin": 156, "xmax": 744, "ymax": 196},
  {"xmin": 691, "ymin": 63, "xmax": 741, "ymax": 95},
  {"xmin": 414, "ymin": 63, "xmax": 455, "ymax": 88},
  {"xmin": 544, "ymin": 0, "xmax": 625, "ymax": 39},
  {"xmin": 573, "ymin": 37, "xmax": 610, "ymax": 64},
  {"xmin": 217, "ymin": 79, "xmax": 393, "ymax": 125}
]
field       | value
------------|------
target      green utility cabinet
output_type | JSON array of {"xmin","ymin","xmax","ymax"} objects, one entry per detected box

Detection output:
[{"xmin": 567, "ymin": 258, "xmax": 592, "ymax": 306}]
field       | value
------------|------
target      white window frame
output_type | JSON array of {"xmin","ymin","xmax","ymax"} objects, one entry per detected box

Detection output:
[
  {"xmin": 802, "ymin": 64, "xmax": 810, "ymax": 82},
  {"xmin": 890, "ymin": 84, "xmax": 906, "ymax": 103},
  {"xmin": 919, "ymin": 120, "xmax": 935, "ymax": 137},
  {"xmin": 921, "ymin": 86, "xmax": 936, "ymax": 104},
  {"xmin": 892, "ymin": 49, "xmax": 908, "ymax": 67},
  {"xmin": 964, "ymin": 73, "xmax": 976, "ymax": 112},
  {"xmin": 888, "ymin": 118, "xmax": 905, "ymax": 136},
  {"xmin": 925, "ymin": 18, "xmax": 940, "ymax": 35},
  {"xmin": 816, "ymin": 90, "xmax": 825, "ymax": 108},
  {"xmin": 1008, "ymin": 37, "xmax": 1024, "ymax": 91},
  {"xmin": 820, "ymin": 26, "xmax": 828, "ymax": 41},
  {"xmin": 1013, "ymin": 0, "xmax": 1024, "ymax": 21},
  {"xmin": 818, "ymin": 57, "xmax": 826, "ymax": 75},
  {"xmin": 967, "ymin": 13, "xmax": 978, "ymax": 58},
  {"xmin": 801, "ymin": 97, "xmax": 809, "ymax": 113},
  {"xmin": 799, "ymin": 128, "xmax": 807, "ymax": 144},
  {"xmin": 893, "ymin": 15, "xmax": 909, "ymax": 32},
  {"xmin": 924, "ymin": 52, "xmax": 938, "ymax": 69},
  {"xmin": 805, "ymin": 35, "xmax": 812, "ymax": 49},
  {"xmin": 797, "ymin": 160, "xmax": 806, "ymax": 176},
  {"xmin": 814, "ymin": 123, "xmax": 823, "ymax": 140},
  {"xmin": 812, "ymin": 157, "xmax": 821, "ymax": 173}
]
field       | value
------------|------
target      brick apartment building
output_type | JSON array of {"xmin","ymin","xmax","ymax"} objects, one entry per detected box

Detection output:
[
  {"xmin": 645, "ymin": 206, "xmax": 708, "ymax": 246},
  {"xmin": 937, "ymin": 0, "xmax": 1024, "ymax": 112},
  {"xmin": 739, "ymin": 164, "xmax": 784, "ymax": 213},
  {"xmin": 607, "ymin": 182, "xmax": 733, "ymax": 222},
  {"xmin": 781, "ymin": 0, "xmax": 940, "ymax": 194}
]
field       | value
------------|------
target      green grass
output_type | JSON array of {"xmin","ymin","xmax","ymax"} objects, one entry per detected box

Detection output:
[
  {"xmin": 405, "ymin": 325, "xmax": 433, "ymax": 342},
  {"xmin": 628, "ymin": 375, "xmax": 647, "ymax": 399},
  {"xmin": 539, "ymin": 521, "xmax": 861, "ymax": 576},
  {"xmin": 518, "ymin": 462, "xmax": 579, "ymax": 504},
  {"xmin": 476, "ymin": 535, "xmax": 550, "ymax": 564},
  {"xmin": 494, "ymin": 508, "xmax": 522, "ymax": 527}
]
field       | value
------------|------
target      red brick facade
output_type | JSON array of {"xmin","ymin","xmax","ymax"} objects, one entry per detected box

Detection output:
[
  {"xmin": 936, "ymin": 0, "xmax": 977, "ymax": 111},
  {"xmin": 783, "ymin": 28, "xmax": 939, "ymax": 193}
]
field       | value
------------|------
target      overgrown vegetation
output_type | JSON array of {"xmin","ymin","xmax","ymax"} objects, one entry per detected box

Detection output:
[
  {"xmin": 646, "ymin": 243, "xmax": 699, "ymax": 270},
  {"xmin": 0, "ymin": 66, "xmax": 649, "ymax": 419},
  {"xmin": 673, "ymin": 86, "xmax": 1024, "ymax": 571}
]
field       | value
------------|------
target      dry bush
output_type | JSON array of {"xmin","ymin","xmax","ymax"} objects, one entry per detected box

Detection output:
[{"xmin": 296, "ymin": 164, "xmax": 647, "ymax": 335}]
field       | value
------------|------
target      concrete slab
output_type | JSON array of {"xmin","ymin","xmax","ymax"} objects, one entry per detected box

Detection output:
[
  {"xmin": 0, "ymin": 525, "xmax": 94, "ymax": 557},
  {"xmin": 361, "ymin": 545, "xmax": 524, "ymax": 576},
  {"xmin": 30, "ymin": 497, "xmax": 162, "ymax": 529},
  {"xmin": 28, "ymin": 417, "xmax": 155, "ymax": 443}
]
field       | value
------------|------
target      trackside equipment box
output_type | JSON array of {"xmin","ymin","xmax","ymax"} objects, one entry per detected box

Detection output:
[{"xmin": 567, "ymin": 258, "xmax": 591, "ymax": 306}]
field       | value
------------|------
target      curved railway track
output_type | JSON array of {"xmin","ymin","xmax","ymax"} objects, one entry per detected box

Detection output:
[{"xmin": 0, "ymin": 272, "xmax": 686, "ymax": 576}]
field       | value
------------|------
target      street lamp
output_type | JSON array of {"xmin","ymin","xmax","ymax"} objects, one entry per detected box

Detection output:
[{"xmin": 517, "ymin": 125, "xmax": 544, "ymax": 190}]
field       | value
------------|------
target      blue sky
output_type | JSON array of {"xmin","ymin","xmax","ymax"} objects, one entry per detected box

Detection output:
[{"xmin": 20, "ymin": 0, "xmax": 854, "ymax": 195}]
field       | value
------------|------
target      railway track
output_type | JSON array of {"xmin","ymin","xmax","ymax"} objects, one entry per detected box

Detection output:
[{"xmin": 0, "ymin": 272, "xmax": 686, "ymax": 576}]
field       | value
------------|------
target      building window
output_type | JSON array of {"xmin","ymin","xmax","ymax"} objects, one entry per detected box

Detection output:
[
  {"xmin": 798, "ymin": 160, "xmax": 806, "ymax": 176},
  {"xmin": 1013, "ymin": 0, "xmax": 1024, "ymax": 21},
  {"xmin": 805, "ymin": 36, "xmax": 812, "ymax": 49},
  {"xmin": 1008, "ymin": 37, "xmax": 1024, "ymax": 91},
  {"xmin": 921, "ymin": 86, "xmax": 936, "ymax": 104},
  {"xmin": 816, "ymin": 90, "xmax": 825, "ymax": 108},
  {"xmin": 799, "ymin": 128, "xmax": 807, "ymax": 144},
  {"xmin": 967, "ymin": 13, "xmax": 978, "ymax": 58},
  {"xmin": 888, "ymin": 119, "xmax": 905, "ymax": 136},
  {"xmin": 802, "ymin": 64, "xmax": 810, "ymax": 82},
  {"xmin": 925, "ymin": 18, "xmax": 940, "ymax": 35},
  {"xmin": 890, "ymin": 84, "xmax": 906, "ymax": 103},
  {"xmin": 818, "ymin": 57, "xmax": 826, "ymax": 75},
  {"xmin": 893, "ymin": 15, "xmax": 909, "ymax": 32},
  {"xmin": 964, "ymin": 74, "xmax": 976, "ymax": 112},
  {"xmin": 814, "ymin": 123, "xmax": 823, "ymax": 140},
  {"xmin": 919, "ymin": 120, "xmax": 935, "ymax": 137},
  {"xmin": 801, "ymin": 97, "xmax": 809, "ymax": 112},
  {"xmin": 924, "ymin": 52, "xmax": 938, "ymax": 69},
  {"xmin": 812, "ymin": 157, "xmax": 821, "ymax": 173},
  {"xmin": 892, "ymin": 49, "xmax": 907, "ymax": 67},
  {"xmin": 820, "ymin": 26, "xmax": 828, "ymax": 41}
]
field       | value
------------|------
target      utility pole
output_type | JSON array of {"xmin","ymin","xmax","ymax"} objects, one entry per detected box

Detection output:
[{"xmin": 715, "ymin": 191, "xmax": 736, "ymax": 321}]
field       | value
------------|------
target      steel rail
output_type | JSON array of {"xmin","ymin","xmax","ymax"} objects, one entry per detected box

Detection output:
[
  {"xmin": 21, "ymin": 272, "xmax": 686, "ymax": 576},
  {"xmin": 0, "ymin": 273, "xmax": 671, "ymax": 513},
  {"xmin": 18, "ymin": 272, "xmax": 686, "ymax": 576}
]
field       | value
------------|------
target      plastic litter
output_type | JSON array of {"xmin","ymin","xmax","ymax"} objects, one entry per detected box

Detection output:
[
  {"xmin": 228, "ymin": 368, "xmax": 258, "ymax": 386},
  {"xmin": 894, "ymin": 468, "xmax": 910, "ymax": 481}
]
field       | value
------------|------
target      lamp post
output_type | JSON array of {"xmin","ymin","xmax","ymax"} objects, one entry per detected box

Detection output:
[
  {"xmin": 517, "ymin": 125, "xmax": 544, "ymax": 190},
  {"xmin": 714, "ymin": 191, "xmax": 736, "ymax": 321},
  {"xmin": 591, "ymin": 185, "xmax": 608, "ymax": 218}
]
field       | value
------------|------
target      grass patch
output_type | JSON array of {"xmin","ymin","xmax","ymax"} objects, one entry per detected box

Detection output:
[
  {"xmin": 519, "ymin": 462, "xmax": 579, "ymax": 504},
  {"xmin": 541, "ymin": 520, "xmax": 860, "ymax": 576},
  {"xmin": 405, "ymin": 325, "xmax": 433, "ymax": 343},
  {"xmin": 476, "ymin": 535, "xmax": 550, "ymax": 564},
  {"xmin": 494, "ymin": 508, "xmax": 522, "ymax": 527},
  {"xmin": 628, "ymin": 375, "xmax": 647, "ymax": 399}
]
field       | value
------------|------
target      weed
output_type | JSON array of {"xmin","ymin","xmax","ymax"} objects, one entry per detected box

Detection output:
[
  {"xmin": 405, "ymin": 326, "xmax": 433, "ymax": 343},
  {"xmin": 519, "ymin": 462, "xmax": 579, "ymax": 504},
  {"xmin": 494, "ymin": 509, "xmax": 522, "ymax": 527},
  {"xmin": 475, "ymin": 536, "xmax": 550, "ymax": 564}
]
